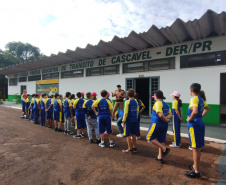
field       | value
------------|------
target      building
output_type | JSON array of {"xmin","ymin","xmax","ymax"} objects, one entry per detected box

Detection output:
[{"xmin": 0, "ymin": 10, "xmax": 226, "ymax": 125}]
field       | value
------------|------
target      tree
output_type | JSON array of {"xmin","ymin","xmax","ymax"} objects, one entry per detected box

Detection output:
[{"xmin": 5, "ymin": 41, "xmax": 45, "ymax": 62}]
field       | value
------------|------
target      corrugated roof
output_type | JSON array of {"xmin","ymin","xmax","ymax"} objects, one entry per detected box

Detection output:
[{"xmin": 1, "ymin": 9, "xmax": 226, "ymax": 75}]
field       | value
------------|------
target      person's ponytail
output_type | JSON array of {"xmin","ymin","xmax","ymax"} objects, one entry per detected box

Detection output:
[{"xmin": 175, "ymin": 96, "xmax": 182, "ymax": 107}]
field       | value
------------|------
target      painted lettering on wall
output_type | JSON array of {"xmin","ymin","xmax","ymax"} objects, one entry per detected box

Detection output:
[
  {"xmin": 165, "ymin": 40, "xmax": 212, "ymax": 56},
  {"xmin": 30, "ymin": 70, "xmax": 40, "ymax": 75},
  {"xmin": 42, "ymin": 66, "xmax": 59, "ymax": 74},
  {"xmin": 70, "ymin": 61, "xmax": 94, "ymax": 70}
]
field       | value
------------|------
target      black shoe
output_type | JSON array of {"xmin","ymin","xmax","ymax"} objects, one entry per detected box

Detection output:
[
  {"xmin": 96, "ymin": 139, "xmax": 101, "ymax": 144},
  {"xmin": 154, "ymin": 157, "xmax": 164, "ymax": 164},
  {"xmin": 162, "ymin": 148, "xmax": 170, "ymax": 157},
  {"xmin": 89, "ymin": 139, "xmax": 94, "ymax": 143},
  {"xmin": 58, "ymin": 128, "xmax": 63, "ymax": 132},
  {"xmin": 55, "ymin": 127, "xmax": 58, "ymax": 131},
  {"xmin": 92, "ymin": 129, "xmax": 95, "ymax": 132},
  {"xmin": 132, "ymin": 148, "xmax": 138, "ymax": 153},
  {"xmin": 188, "ymin": 165, "xmax": 194, "ymax": 170},
  {"xmin": 184, "ymin": 171, "xmax": 201, "ymax": 179}
]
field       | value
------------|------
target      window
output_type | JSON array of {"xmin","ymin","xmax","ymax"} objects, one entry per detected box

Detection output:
[
  {"xmin": 180, "ymin": 50, "xmax": 226, "ymax": 68},
  {"xmin": 123, "ymin": 62, "xmax": 144, "ymax": 73},
  {"xmin": 61, "ymin": 70, "xmax": 84, "ymax": 78},
  {"xmin": 19, "ymin": 77, "xmax": 27, "ymax": 82},
  {"xmin": 28, "ymin": 75, "xmax": 41, "ymax": 81},
  {"xmin": 123, "ymin": 58, "xmax": 175, "ymax": 73},
  {"xmin": 42, "ymin": 72, "xmax": 59, "ymax": 80},
  {"xmin": 149, "ymin": 58, "xmax": 175, "ymax": 71},
  {"xmin": 86, "ymin": 65, "xmax": 119, "ymax": 77},
  {"xmin": 9, "ymin": 78, "xmax": 17, "ymax": 86}
]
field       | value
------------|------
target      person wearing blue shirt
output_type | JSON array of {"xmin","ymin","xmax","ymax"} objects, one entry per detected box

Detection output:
[
  {"xmin": 83, "ymin": 92, "xmax": 100, "ymax": 143},
  {"xmin": 92, "ymin": 90, "xmax": 115, "ymax": 148},
  {"xmin": 25, "ymin": 94, "xmax": 31, "ymax": 120},
  {"xmin": 45, "ymin": 93, "xmax": 55, "ymax": 128},
  {"xmin": 184, "ymin": 83, "xmax": 210, "ymax": 179},
  {"xmin": 146, "ymin": 90, "xmax": 172, "ymax": 164},
  {"xmin": 73, "ymin": 92, "xmax": 86, "ymax": 138},
  {"xmin": 122, "ymin": 89, "xmax": 139, "ymax": 154},
  {"xmin": 63, "ymin": 92, "xmax": 74, "ymax": 135},
  {"xmin": 33, "ymin": 94, "xmax": 41, "ymax": 124},
  {"xmin": 40, "ymin": 93, "xmax": 47, "ymax": 126}
]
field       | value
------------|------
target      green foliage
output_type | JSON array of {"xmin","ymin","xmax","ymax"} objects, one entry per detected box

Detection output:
[{"xmin": 5, "ymin": 41, "xmax": 45, "ymax": 62}]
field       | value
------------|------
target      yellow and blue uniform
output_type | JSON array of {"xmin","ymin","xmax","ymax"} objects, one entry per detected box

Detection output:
[
  {"xmin": 136, "ymin": 99, "xmax": 144, "ymax": 137},
  {"xmin": 30, "ymin": 98, "xmax": 35, "ymax": 121},
  {"xmin": 83, "ymin": 99, "xmax": 96, "ymax": 119},
  {"xmin": 25, "ymin": 98, "xmax": 31, "ymax": 119},
  {"xmin": 46, "ymin": 98, "xmax": 54, "ymax": 119},
  {"xmin": 64, "ymin": 98, "xmax": 72, "ymax": 117},
  {"xmin": 54, "ymin": 99, "xmax": 62, "ymax": 122},
  {"xmin": 21, "ymin": 98, "xmax": 26, "ymax": 113},
  {"xmin": 187, "ymin": 96, "xmax": 208, "ymax": 148},
  {"xmin": 33, "ymin": 98, "xmax": 40, "ymax": 124},
  {"xmin": 40, "ymin": 98, "xmax": 46, "ymax": 126},
  {"xmin": 93, "ymin": 98, "xmax": 113, "ymax": 134},
  {"xmin": 146, "ymin": 101, "xmax": 171, "ymax": 143},
  {"xmin": 122, "ymin": 99, "xmax": 139, "ymax": 136},
  {"xmin": 73, "ymin": 98, "xmax": 86, "ymax": 129},
  {"xmin": 71, "ymin": 99, "xmax": 75, "ymax": 116},
  {"xmin": 172, "ymin": 100, "xmax": 182, "ymax": 146}
]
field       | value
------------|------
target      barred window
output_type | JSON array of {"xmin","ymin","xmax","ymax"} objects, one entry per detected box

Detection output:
[
  {"xmin": 19, "ymin": 77, "xmax": 27, "ymax": 82},
  {"xmin": 61, "ymin": 70, "xmax": 84, "ymax": 78},
  {"xmin": 42, "ymin": 72, "xmax": 59, "ymax": 80},
  {"xmin": 28, "ymin": 75, "xmax": 41, "ymax": 81},
  {"xmin": 9, "ymin": 78, "xmax": 17, "ymax": 86},
  {"xmin": 86, "ymin": 65, "xmax": 119, "ymax": 77}
]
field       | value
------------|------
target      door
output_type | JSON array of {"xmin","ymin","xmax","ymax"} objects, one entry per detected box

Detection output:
[
  {"xmin": 20, "ymin": 85, "xmax": 27, "ymax": 95},
  {"xmin": 220, "ymin": 73, "xmax": 226, "ymax": 124},
  {"xmin": 149, "ymin": 77, "xmax": 160, "ymax": 115}
]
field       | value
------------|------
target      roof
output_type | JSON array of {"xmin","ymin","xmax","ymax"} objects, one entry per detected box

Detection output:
[{"xmin": 1, "ymin": 9, "xmax": 226, "ymax": 75}]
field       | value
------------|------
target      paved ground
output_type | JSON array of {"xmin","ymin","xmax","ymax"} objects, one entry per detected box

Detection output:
[{"xmin": 0, "ymin": 106, "xmax": 224, "ymax": 185}]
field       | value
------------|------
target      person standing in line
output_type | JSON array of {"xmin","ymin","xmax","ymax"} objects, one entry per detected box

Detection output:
[
  {"xmin": 169, "ymin": 91, "xmax": 183, "ymax": 148},
  {"xmin": 122, "ymin": 89, "xmax": 139, "ymax": 154},
  {"xmin": 33, "ymin": 94, "xmax": 41, "ymax": 124},
  {"xmin": 40, "ymin": 94, "xmax": 47, "ymax": 126},
  {"xmin": 92, "ymin": 90, "xmax": 115, "ymax": 148},
  {"xmin": 45, "ymin": 93, "xmax": 55, "ymax": 128},
  {"xmin": 73, "ymin": 92, "xmax": 86, "ymax": 138},
  {"xmin": 25, "ymin": 94, "xmax": 31, "ymax": 120},
  {"xmin": 64, "ymin": 92, "xmax": 74, "ymax": 135},
  {"xmin": 83, "ymin": 92, "xmax": 101, "ymax": 143},
  {"xmin": 184, "ymin": 83, "xmax": 210, "ymax": 179},
  {"xmin": 146, "ymin": 90, "xmax": 172, "ymax": 164},
  {"xmin": 53, "ymin": 94, "xmax": 63, "ymax": 132}
]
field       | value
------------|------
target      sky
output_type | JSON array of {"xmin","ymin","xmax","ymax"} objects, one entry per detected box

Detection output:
[{"xmin": 0, "ymin": 0, "xmax": 225, "ymax": 56}]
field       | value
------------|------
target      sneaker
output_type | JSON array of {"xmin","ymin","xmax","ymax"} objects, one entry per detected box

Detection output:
[
  {"xmin": 80, "ymin": 134, "xmax": 85, "ymax": 137},
  {"xmin": 99, "ymin": 142, "xmax": 105, "ymax": 148},
  {"xmin": 184, "ymin": 171, "xmax": 201, "ymax": 179},
  {"xmin": 122, "ymin": 149, "xmax": 133, "ymax": 154},
  {"xmin": 96, "ymin": 139, "xmax": 101, "ymax": 144},
  {"xmin": 104, "ymin": 131, "xmax": 108, "ymax": 135},
  {"xmin": 21, "ymin": 116, "xmax": 24, "ymax": 119},
  {"xmin": 89, "ymin": 139, "xmax": 94, "ymax": 143},
  {"xmin": 109, "ymin": 142, "xmax": 115, "ymax": 148},
  {"xmin": 64, "ymin": 131, "xmax": 67, "ymax": 135},
  {"xmin": 154, "ymin": 157, "xmax": 164, "ymax": 164},
  {"xmin": 132, "ymin": 148, "xmax": 138, "ymax": 153},
  {"xmin": 67, "ymin": 131, "xmax": 74, "ymax": 135},
  {"xmin": 169, "ymin": 143, "xmax": 180, "ymax": 148},
  {"xmin": 55, "ymin": 127, "xmax": 58, "ymax": 132},
  {"xmin": 162, "ymin": 148, "xmax": 170, "ymax": 157},
  {"xmin": 188, "ymin": 146, "xmax": 193, "ymax": 151},
  {"xmin": 73, "ymin": 135, "xmax": 81, "ymax": 138},
  {"xmin": 116, "ymin": 134, "xmax": 124, "ymax": 138},
  {"xmin": 92, "ymin": 129, "xmax": 95, "ymax": 132},
  {"xmin": 136, "ymin": 136, "xmax": 141, "ymax": 140}
]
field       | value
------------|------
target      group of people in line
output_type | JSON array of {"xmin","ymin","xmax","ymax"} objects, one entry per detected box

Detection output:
[{"xmin": 20, "ymin": 83, "xmax": 210, "ymax": 179}]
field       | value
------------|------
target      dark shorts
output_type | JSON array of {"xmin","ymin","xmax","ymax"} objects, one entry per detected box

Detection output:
[
  {"xmin": 146, "ymin": 123, "xmax": 168, "ymax": 143},
  {"xmin": 76, "ymin": 115, "xmax": 86, "ymax": 129},
  {"xmin": 98, "ymin": 116, "xmax": 112, "ymax": 134},
  {"xmin": 124, "ymin": 122, "xmax": 139, "ymax": 136},
  {"xmin": 116, "ymin": 99, "xmax": 123, "ymax": 102},
  {"xmin": 47, "ymin": 110, "xmax": 53, "ymax": 119}
]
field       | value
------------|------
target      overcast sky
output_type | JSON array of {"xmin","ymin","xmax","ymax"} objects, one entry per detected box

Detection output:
[{"xmin": 0, "ymin": 0, "xmax": 225, "ymax": 56}]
